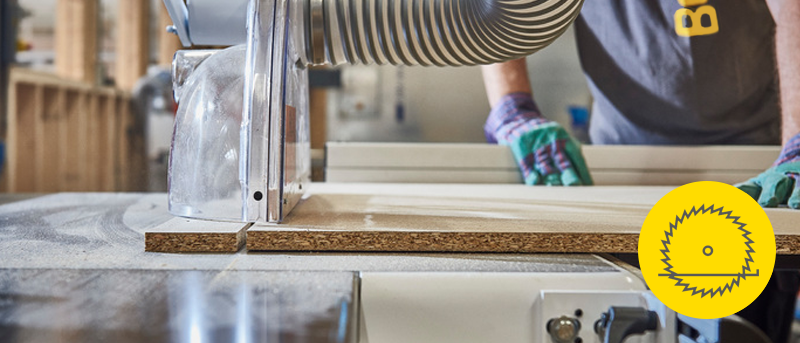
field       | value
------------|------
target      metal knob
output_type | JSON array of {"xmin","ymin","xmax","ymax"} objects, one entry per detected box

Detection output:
[{"xmin": 547, "ymin": 316, "xmax": 581, "ymax": 343}]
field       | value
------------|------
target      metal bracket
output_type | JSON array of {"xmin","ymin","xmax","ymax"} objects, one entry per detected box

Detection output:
[
  {"xmin": 162, "ymin": 0, "xmax": 191, "ymax": 47},
  {"xmin": 595, "ymin": 307, "xmax": 659, "ymax": 343}
]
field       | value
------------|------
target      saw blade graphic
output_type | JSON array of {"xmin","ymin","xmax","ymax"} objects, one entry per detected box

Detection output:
[{"xmin": 658, "ymin": 204, "xmax": 757, "ymax": 298}]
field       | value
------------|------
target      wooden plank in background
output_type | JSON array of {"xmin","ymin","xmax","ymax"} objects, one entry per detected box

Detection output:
[
  {"xmin": 113, "ymin": 98, "xmax": 147, "ymax": 191},
  {"xmin": 76, "ymin": 91, "xmax": 90, "ymax": 190},
  {"xmin": 4, "ymin": 69, "xmax": 139, "ymax": 193},
  {"xmin": 61, "ymin": 90, "xmax": 84, "ymax": 191},
  {"xmin": 129, "ymin": 101, "xmax": 148, "ymax": 191},
  {"xmin": 310, "ymin": 88, "xmax": 328, "ymax": 181},
  {"xmin": 157, "ymin": 1, "xmax": 183, "ymax": 67},
  {"xmin": 55, "ymin": 0, "xmax": 98, "ymax": 84},
  {"xmin": 145, "ymin": 217, "xmax": 252, "ymax": 253},
  {"xmin": 37, "ymin": 87, "xmax": 63, "ymax": 192},
  {"xmin": 116, "ymin": 0, "xmax": 150, "ymax": 90},
  {"xmin": 96, "ymin": 95, "xmax": 115, "ymax": 191},
  {"xmin": 115, "ymin": 99, "xmax": 128, "ymax": 191},
  {"xmin": 7, "ymin": 83, "xmax": 39, "ymax": 192},
  {"xmin": 85, "ymin": 94, "xmax": 100, "ymax": 190},
  {"xmin": 247, "ymin": 183, "xmax": 800, "ymax": 254},
  {"xmin": 310, "ymin": 88, "xmax": 327, "ymax": 150}
]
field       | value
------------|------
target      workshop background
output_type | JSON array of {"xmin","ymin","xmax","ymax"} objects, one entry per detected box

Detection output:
[
  {"xmin": 2, "ymin": 1, "xmax": 799, "ymax": 341},
  {"xmin": 1, "ymin": 0, "xmax": 590, "ymax": 193}
]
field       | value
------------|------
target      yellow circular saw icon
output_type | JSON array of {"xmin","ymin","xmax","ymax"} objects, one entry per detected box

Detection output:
[
  {"xmin": 658, "ymin": 204, "xmax": 757, "ymax": 298},
  {"xmin": 639, "ymin": 182, "xmax": 776, "ymax": 319}
]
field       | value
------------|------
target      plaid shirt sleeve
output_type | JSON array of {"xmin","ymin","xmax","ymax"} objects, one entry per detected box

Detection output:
[{"xmin": 484, "ymin": 92, "xmax": 549, "ymax": 144}]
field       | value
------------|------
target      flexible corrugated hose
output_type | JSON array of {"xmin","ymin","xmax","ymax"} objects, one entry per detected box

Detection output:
[{"xmin": 305, "ymin": 0, "xmax": 585, "ymax": 66}]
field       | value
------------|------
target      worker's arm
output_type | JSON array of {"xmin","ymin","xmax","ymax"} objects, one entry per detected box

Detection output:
[
  {"xmin": 482, "ymin": 58, "xmax": 533, "ymax": 107},
  {"xmin": 481, "ymin": 59, "xmax": 592, "ymax": 186},
  {"xmin": 735, "ymin": 0, "xmax": 800, "ymax": 208},
  {"xmin": 768, "ymin": 0, "xmax": 800, "ymax": 143}
]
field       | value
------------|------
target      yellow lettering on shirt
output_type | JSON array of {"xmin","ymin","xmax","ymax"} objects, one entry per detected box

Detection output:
[
  {"xmin": 676, "ymin": 0, "xmax": 707, "ymax": 7},
  {"xmin": 674, "ymin": 5, "xmax": 719, "ymax": 37}
]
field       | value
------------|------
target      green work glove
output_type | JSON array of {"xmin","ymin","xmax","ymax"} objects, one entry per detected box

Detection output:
[
  {"xmin": 485, "ymin": 93, "xmax": 593, "ymax": 186},
  {"xmin": 735, "ymin": 134, "xmax": 800, "ymax": 208}
]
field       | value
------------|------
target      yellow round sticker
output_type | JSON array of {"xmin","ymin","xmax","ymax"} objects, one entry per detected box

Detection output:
[{"xmin": 639, "ymin": 181, "xmax": 776, "ymax": 319}]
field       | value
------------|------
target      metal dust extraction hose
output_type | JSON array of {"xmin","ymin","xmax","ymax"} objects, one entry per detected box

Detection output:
[
  {"xmin": 165, "ymin": 0, "xmax": 584, "ymax": 67},
  {"xmin": 304, "ymin": 0, "xmax": 585, "ymax": 66}
]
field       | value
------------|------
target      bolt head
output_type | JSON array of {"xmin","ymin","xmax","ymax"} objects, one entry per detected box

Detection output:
[{"xmin": 548, "ymin": 316, "xmax": 580, "ymax": 343}]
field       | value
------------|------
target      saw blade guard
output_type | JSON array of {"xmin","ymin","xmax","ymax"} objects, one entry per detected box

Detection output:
[
  {"xmin": 167, "ymin": 45, "xmax": 249, "ymax": 221},
  {"xmin": 242, "ymin": 0, "xmax": 311, "ymax": 222},
  {"xmin": 167, "ymin": 0, "xmax": 309, "ymax": 223}
]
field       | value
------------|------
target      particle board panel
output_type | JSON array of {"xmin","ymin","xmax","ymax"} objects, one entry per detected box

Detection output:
[
  {"xmin": 247, "ymin": 183, "xmax": 800, "ymax": 254},
  {"xmin": 145, "ymin": 217, "xmax": 252, "ymax": 253}
]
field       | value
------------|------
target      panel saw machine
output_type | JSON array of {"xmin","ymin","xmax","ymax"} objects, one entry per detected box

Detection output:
[{"xmin": 159, "ymin": 1, "xmax": 778, "ymax": 342}]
